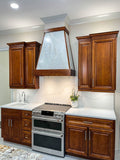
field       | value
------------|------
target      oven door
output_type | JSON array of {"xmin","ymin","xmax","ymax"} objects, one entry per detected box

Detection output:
[
  {"xmin": 32, "ymin": 130, "xmax": 64, "ymax": 157},
  {"xmin": 32, "ymin": 116, "xmax": 64, "ymax": 133}
]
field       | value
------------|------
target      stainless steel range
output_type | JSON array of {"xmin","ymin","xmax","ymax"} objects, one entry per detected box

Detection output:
[{"xmin": 32, "ymin": 103, "xmax": 71, "ymax": 157}]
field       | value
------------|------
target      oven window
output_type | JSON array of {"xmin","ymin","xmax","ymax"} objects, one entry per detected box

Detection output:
[
  {"xmin": 34, "ymin": 133, "xmax": 61, "ymax": 151},
  {"xmin": 34, "ymin": 119, "xmax": 62, "ymax": 131}
]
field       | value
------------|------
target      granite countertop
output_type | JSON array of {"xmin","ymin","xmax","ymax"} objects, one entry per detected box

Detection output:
[
  {"xmin": 0, "ymin": 102, "xmax": 42, "ymax": 111},
  {"xmin": 66, "ymin": 107, "xmax": 116, "ymax": 120}
]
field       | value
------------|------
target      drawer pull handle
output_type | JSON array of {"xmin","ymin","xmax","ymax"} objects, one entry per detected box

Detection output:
[
  {"xmin": 83, "ymin": 121, "xmax": 93, "ymax": 124},
  {"xmin": 85, "ymin": 131, "xmax": 87, "ymax": 141},
  {"xmin": 25, "ymin": 124, "xmax": 28, "ymax": 126},
  {"xmin": 89, "ymin": 131, "xmax": 91, "ymax": 140},
  {"xmin": 25, "ymin": 136, "xmax": 28, "ymax": 139},
  {"xmin": 25, "ymin": 114, "xmax": 28, "ymax": 116}
]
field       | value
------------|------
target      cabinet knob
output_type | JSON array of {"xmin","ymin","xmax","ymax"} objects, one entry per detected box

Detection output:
[
  {"xmin": 83, "ymin": 121, "xmax": 93, "ymax": 124},
  {"xmin": 25, "ymin": 136, "xmax": 28, "ymax": 139},
  {"xmin": 25, "ymin": 124, "xmax": 28, "ymax": 126}
]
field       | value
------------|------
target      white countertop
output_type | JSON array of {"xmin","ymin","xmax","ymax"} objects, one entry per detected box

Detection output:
[
  {"xmin": 0, "ymin": 102, "xmax": 42, "ymax": 111},
  {"xmin": 66, "ymin": 107, "xmax": 116, "ymax": 120}
]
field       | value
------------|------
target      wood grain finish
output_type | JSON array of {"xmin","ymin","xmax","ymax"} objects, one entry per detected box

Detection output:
[
  {"xmin": 1, "ymin": 109, "xmax": 22, "ymax": 143},
  {"xmin": 8, "ymin": 42, "xmax": 25, "ymax": 88},
  {"xmin": 66, "ymin": 125, "xmax": 88, "ymax": 157},
  {"xmin": 22, "ymin": 110, "xmax": 32, "ymax": 119},
  {"xmin": 22, "ymin": 130, "xmax": 31, "ymax": 145},
  {"xmin": 92, "ymin": 34, "xmax": 116, "ymax": 92},
  {"xmin": 1, "ymin": 108, "xmax": 32, "ymax": 146},
  {"xmin": 45, "ymin": 26, "xmax": 69, "ymax": 35},
  {"xmin": 34, "ymin": 69, "xmax": 75, "ymax": 76},
  {"xmin": 22, "ymin": 110, "xmax": 32, "ymax": 146},
  {"xmin": 89, "ymin": 128, "xmax": 114, "ymax": 160},
  {"xmin": 78, "ymin": 37, "xmax": 91, "ymax": 90},
  {"xmin": 77, "ymin": 31, "xmax": 119, "ymax": 92},
  {"xmin": 65, "ymin": 115, "xmax": 115, "ymax": 160},
  {"xmin": 7, "ymin": 41, "xmax": 41, "ymax": 89}
]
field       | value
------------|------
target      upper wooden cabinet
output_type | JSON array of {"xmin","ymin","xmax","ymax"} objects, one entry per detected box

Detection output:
[
  {"xmin": 77, "ymin": 31, "xmax": 119, "ymax": 92},
  {"xmin": 7, "ymin": 41, "xmax": 41, "ymax": 89}
]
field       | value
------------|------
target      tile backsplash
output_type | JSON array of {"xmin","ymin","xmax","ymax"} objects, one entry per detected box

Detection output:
[{"xmin": 12, "ymin": 76, "xmax": 114, "ymax": 110}]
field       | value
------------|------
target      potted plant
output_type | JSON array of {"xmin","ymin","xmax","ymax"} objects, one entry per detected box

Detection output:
[{"xmin": 70, "ymin": 89, "xmax": 79, "ymax": 108}]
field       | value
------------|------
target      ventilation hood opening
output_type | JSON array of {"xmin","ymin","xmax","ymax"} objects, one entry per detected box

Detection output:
[{"xmin": 35, "ymin": 27, "xmax": 75, "ymax": 76}]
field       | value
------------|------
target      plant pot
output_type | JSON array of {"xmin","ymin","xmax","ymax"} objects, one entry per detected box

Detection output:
[{"xmin": 71, "ymin": 101, "xmax": 78, "ymax": 108}]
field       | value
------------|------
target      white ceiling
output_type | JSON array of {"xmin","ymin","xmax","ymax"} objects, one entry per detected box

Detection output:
[{"xmin": 0, "ymin": 0, "xmax": 120, "ymax": 31}]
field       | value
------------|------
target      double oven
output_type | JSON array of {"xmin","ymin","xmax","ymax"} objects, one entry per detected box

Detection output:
[{"xmin": 32, "ymin": 110, "xmax": 65, "ymax": 157}]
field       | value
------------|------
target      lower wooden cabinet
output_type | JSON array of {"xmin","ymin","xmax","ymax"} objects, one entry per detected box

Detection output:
[
  {"xmin": 66, "ymin": 125, "xmax": 87, "ymax": 157},
  {"xmin": 22, "ymin": 110, "xmax": 32, "ymax": 146},
  {"xmin": 65, "ymin": 115, "xmax": 115, "ymax": 160},
  {"xmin": 89, "ymin": 128, "xmax": 114, "ymax": 160},
  {"xmin": 1, "ymin": 108, "xmax": 32, "ymax": 146}
]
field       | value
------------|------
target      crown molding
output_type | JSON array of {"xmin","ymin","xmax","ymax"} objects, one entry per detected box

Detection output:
[
  {"xmin": 0, "ymin": 12, "xmax": 120, "ymax": 35},
  {"xmin": 0, "ymin": 25, "xmax": 44, "ymax": 35},
  {"xmin": 0, "ymin": 47, "xmax": 9, "ymax": 51},
  {"xmin": 70, "ymin": 12, "xmax": 120, "ymax": 25}
]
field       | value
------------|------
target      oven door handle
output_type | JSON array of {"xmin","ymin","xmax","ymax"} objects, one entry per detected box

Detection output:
[
  {"xmin": 32, "ymin": 130, "xmax": 63, "ymax": 138},
  {"xmin": 32, "ymin": 116, "xmax": 62, "ymax": 123}
]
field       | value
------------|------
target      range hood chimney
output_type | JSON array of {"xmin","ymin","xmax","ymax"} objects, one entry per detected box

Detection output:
[{"xmin": 35, "ymin": 27, "xmax": 75, "ymax": 76}]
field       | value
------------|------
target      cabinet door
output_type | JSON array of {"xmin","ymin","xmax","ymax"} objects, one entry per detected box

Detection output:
[
  {"xmin": 66, "ymin": 125, "xmax": 88, "ymax": 157},
  {"xmin": 92, "ymin": 35, "xmax": 116, "ymax": 92},
  {"xmin": 25, "ymin": 46, "xmax": 35, "ymax": 88},
  {"xmin": 10, "ymin": 118, "xmax": 22, "ymax": 142},
  {"xmin": 1, "ymin": 116, "xmax": 10, "ymax": 139},
  {"xmin": 78, "ymin": 38, "xmax": 91, "ymax": 91},
  {"xmin": 25, "ymin": 43, "xmax": 39, "ymax": 89},
  {"xmin": 9, "ymin": 44, "xmax": 24, "ymax": 88},
  {"xmin": 89, "ymin": 128, "xmax": 114, "ymax": 160}
]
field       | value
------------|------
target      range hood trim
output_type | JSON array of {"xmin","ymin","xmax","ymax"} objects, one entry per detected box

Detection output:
[
  {"xmin": 35, "ymin": 27, "xmax": 75, "ymax": 76},
  {"xmin": 34, "ymin": 69, "xmax": 75, "ymax": 76}
]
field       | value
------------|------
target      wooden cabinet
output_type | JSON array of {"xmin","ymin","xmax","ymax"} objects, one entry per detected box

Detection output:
[
  {"xmin": 7, "ymin": 41, "xmax": 41, "ymax": 89},
  {"xmin": 89, "ymin": 128, "xmax": 114, "ymax": 160},
  {"xmin": 66, "ymin": 115, "xmax": 115, "ymax": 160},
  {"xmin": 1, "ymin": 109, "xmax": 22, "ymax": 143},
  {"xmin": 9, "ymin": 42, "xmax": 25, "ymax": 88},
  {"xmin": 1, "ymin": 108, "xmax": 32, "ymax": 146},
  {"xmin": 22, "ymin": 110, "xmax": 32, "ymax": 146},
  {"xmin": 77, "ymin": 36, "xmax": 91, "ymax": 90},
  {"xmin": 77, "ymin": 31, "xmax": 119, "ymax": 92},
  {"xmin": 66, "ymin": 124, "xmax": 88, "ymax": 157}
]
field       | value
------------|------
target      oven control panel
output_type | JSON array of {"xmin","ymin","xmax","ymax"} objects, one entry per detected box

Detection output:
[{"xmin": 32, "ymin": 111, "xmax": 64, "ymax": 119}]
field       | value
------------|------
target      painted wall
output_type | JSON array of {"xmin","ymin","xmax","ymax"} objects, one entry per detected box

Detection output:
[
  {"xmin": 0, "ymin": 51, "xmax": 11, "ymax": 120},
  {"xmin": 0, "ymin": 18, "xmax": 120, "ymax": 149}
]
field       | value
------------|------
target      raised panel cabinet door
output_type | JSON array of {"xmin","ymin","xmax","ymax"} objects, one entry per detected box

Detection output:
[
  {"xmin": 92, "ymin": 35, "xmax": 117, "ymax": 92},
  {"xmin": 25, "ymin": 46, "xmax": 35, "ymax": 88},
  {"xmin": 66, "ymin": 125, "xmax": 88, "ymax": 157},
  {"xmin": 1, "ymin": 116, "xmax": 10, "ymax": 139},
  {"xmin": 25, "ymin": 42, "xmax": 40, "ymax": 89},
  {"xmin": 10, "ymin": 118, "xmax": 22, "ymax": 142},
  {"xmin": 9, "ymin": 44, "xmax": 24, "ymax": 88},
  {"xmin": 78, "ymin": 37, "xmax": 91, "ymax": 91},
  {"xmin": 89, "ymin": 128, "xmax": 114, "ymax": 160}
]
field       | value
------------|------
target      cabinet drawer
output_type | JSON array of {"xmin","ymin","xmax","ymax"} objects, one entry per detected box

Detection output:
[
  {"xmin": 22, "ymin": 119, "xmax": 31, "ymax": 131},
  {"xmin": 1, "ymin": 108, "xmax": 21, "ymax": 119},
  {"xmin": 22, "ymin": 131, "xmax": 31, "ymax": 145},
  {"xmin": 66, "ymin": 116, "xmax": 115, "ymax": 130},
  {"xmin": 22, "ymin": 111, "xmax": 32, "ymax": 119}
]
